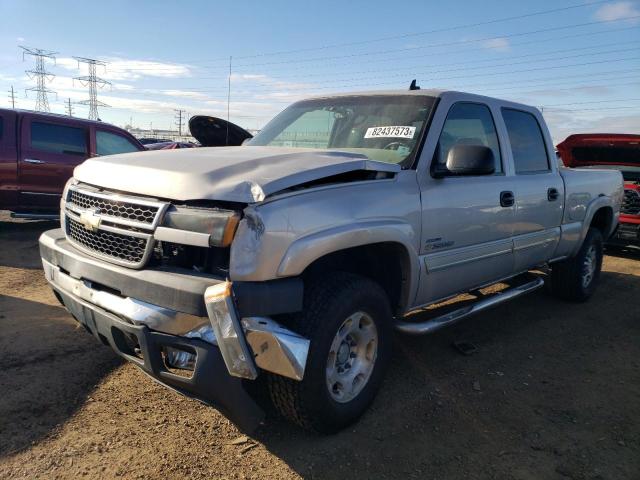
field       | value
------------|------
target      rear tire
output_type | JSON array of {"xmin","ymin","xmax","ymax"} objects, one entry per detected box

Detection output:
[
  {"xmin": 268, "ymin": 272, "xmax": 392, "ymax": 433},
  {"xmin": 550, "ymin": 227, "xmax": 603, "ymax": 302}
]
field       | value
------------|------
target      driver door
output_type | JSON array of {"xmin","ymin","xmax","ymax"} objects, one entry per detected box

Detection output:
[{"xmin": 415, "ymin": 101, "xmax": 516, "ymax": 305}]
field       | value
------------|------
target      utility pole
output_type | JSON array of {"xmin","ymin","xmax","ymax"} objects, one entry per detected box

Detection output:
[
  {"xmin": 20, "ymin": 46, "xmax": 57, "ymax": 112},
  {"xmin": 8, "ymin": 86, "xmax": 16, "ymax": 108},
  {"xmin": 73, "ymin": 57, "xmax": 111, "ymax": 120},
  {"xmin": 65, "ymin": 97, "xmax": 74, "ymax": 117},
  {"xmin": 174, "ymin": 108, "xmax": 186, "ymax": 136}
]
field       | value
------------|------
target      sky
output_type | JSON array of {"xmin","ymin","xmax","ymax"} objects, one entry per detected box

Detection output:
[{"xmin": 0, "ymin": 0, "xmax": 638, "ymax": 143}]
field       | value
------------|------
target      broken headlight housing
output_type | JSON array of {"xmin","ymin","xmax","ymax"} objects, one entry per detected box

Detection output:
[
  {"xmin": 161, "ymin": 206, "xmax": 240, "ymax": 247},
  {"xmin": 204, "ymin": 281, "xmax": 257, "ymax": 379}
]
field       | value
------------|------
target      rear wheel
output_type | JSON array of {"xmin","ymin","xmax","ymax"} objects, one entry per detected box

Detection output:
[
  {"xmin": 550, "ymin": 227, "xmax": 603, "ymax": 302},
  {"xmin": 268, "ymin": 272, "xmax": 392, "ymax": 433}
]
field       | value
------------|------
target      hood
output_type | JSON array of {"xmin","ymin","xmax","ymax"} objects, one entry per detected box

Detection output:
[
  {"xmin": 556, "ymin": 134, "xmax": 640, "ymax": 168},
  {"xmin": 73, "ymin": 146, "xmax": 400, "ymax": 203},
  {"xmin": 189, "ymin": 116, "xmax": 253, "ymax": 146}
]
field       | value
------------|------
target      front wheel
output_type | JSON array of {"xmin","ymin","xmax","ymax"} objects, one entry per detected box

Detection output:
[
  {"xmin": 550, "ymin": 227, "xmax": 603, "ymax": 302},
  {"xmin": 268, "ymin": 273, "xmax": 392, "ymax": 433}
]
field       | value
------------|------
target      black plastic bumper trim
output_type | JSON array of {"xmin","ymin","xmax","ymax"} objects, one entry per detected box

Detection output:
[
  {"xmin": 54, "ymin": 285, "xmax": 264, "ymax": 432},
  {"xmin": 233, "ymin": 278, "xmax": 303, "ymax": 317}
]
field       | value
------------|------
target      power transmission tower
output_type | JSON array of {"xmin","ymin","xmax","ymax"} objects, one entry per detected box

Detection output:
[
  {"xmin": 73, "ymin": 57, "xmax": 111, "ymax": 120},
  {"xmin": 65, "ymin": 97, "xmax": 75, "ymax": 117},
  {"xmin": 20, "ymin": 46, "xmax": 57, "ymax": 112},
  {"xmin": 8, "ymin": 86, "xmax": 17, "ymax": 108},
  {"xmin": 174, "ymin": 108, "xmax": 186, "ymax": 136}
]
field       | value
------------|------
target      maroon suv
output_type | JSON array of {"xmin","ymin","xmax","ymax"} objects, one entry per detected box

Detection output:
[{"xmin": 0, "ymin": 109, "xmax": 144, "ymax": 217}]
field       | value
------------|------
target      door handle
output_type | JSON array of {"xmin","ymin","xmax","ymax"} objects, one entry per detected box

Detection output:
[
  {"xmin": 500, "ymin": 191, "xmax": 515, "ymax": 207},
  {"xmin": 24, "ymin": 158, "xmax": 46, "ymax": 164},
  {"xmin": 547, "ymin": 188, "xmax": 559, "ymax": 201}
]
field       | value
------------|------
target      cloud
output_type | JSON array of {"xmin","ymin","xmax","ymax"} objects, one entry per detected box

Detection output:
[
  {"xmin": 544, "ymin": 111, "xmax": 640, "ymax": 144},
  {"xmin": 159, "ymin": 89, "xmax": 208, "ymax": 99},
  {"xmin": 593, "ymin": 1, "xmax": 640, "ymax": 22},
  {"xmin": 230, "ymin": 73, "xmax": 268, "ymax": 82},
  {"xmin": 56, "ymin": 56, "xmax": 192, "ymax": 81},
  {"xmin": 16, "ymin": 37, "xmax": 25, "ymax": 42},
  {"xmin": 482, "ymin": 37, "xmax": 510, "ymax": 52}
]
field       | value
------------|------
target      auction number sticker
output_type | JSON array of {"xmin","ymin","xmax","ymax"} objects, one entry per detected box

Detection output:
[{"xmin": 364, "ymin": 126, "xmax": 416, "ymax": 139}]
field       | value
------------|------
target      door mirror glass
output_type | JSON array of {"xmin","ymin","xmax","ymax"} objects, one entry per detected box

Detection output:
[{"xmin": 434, "ymin": 144, "xmax": 495, "ymax": 177}]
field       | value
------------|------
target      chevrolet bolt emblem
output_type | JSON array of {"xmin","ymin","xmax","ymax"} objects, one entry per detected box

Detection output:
[{"xmin": 79, "ymin": 209, "xmax": 102, "ymax": 232}]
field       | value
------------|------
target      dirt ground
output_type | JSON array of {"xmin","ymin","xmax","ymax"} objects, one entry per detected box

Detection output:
[{"xmin": 0, "ymin": 212, "xmax": 638, "ymax": 480}]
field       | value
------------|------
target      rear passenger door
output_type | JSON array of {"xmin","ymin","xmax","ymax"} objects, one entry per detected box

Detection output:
[
  {"xmin": 501, "ymin": 108, "xmax": 564, "ymax": 271},
  {"xmin": 18, "ymin": 116, "xmax": 89, "ymax": 209}
]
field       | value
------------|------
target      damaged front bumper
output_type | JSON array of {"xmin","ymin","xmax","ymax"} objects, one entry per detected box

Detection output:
[{"xmin": 39, "ymin": 228, "xmax": 309, "ymax": 431}]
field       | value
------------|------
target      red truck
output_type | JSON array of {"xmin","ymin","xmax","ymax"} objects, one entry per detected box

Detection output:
[
  {"xmin": 0, "ymin": 108, "xmax": 144, "ymax": 218},
  {"xmin": 557, "ymin": 134, "xmax": 640, "ymax": 248}
]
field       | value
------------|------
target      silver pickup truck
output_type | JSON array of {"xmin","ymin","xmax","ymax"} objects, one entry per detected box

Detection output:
[{"xmin": 39, "ymin": 89, "xmax": 623, "ymax": 433}]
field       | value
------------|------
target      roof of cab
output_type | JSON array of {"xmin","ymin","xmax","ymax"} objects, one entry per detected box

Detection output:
[{"xmin": 0, "ymin": 107, "xmax": 112, "ymax": 126}]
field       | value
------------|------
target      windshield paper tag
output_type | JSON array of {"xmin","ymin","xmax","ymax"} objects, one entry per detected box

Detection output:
[{"xmin": 365, "ymin": 126, "xmax": 416, "ymax": 139}]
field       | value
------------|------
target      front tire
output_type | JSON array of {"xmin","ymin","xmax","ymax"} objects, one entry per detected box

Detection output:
[
  {"xmin": 268, "ymin": 272, "xmax": 392, "ymax": 433},
  {"xmin": 550, "ymin": 227, "xmax": 603, "ymax": 302}
]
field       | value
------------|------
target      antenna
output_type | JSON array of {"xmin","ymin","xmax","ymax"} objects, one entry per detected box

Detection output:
[
  {"xmin": 226, "ymin": 55, "xmax": 232, "ymax": 146},
  {"xmin": 20, "ymin": 46, "xmax": 57, "ymax": 112},
  {"xmin": 409, "ymin": 79, "xmax": 421, "ymax": 91},
  {"xmin": 73, "ymin": 57, "xmax": 111, "ymax": 120}
]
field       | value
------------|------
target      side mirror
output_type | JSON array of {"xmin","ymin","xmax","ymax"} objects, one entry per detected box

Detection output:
[{"xmin": 433, "ymin": 144, "xmax": 495, "ymax": 177}]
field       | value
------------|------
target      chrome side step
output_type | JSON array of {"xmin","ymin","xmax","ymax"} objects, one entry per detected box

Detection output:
[
  {"xmin": 395, "ymin": 277, "xmax": 544, "ymax": 335},
  {"xmin": 11, "ymin": 212, "xmax": 59, "ymax": 220}
]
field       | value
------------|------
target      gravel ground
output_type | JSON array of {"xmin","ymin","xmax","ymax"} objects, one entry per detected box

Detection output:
[{"xmin": 0, "ymin": 212, "xmax": 639, "ymax": 479}]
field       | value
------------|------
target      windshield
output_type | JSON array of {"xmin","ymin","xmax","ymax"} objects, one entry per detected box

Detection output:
[{"xmin": 248, "ymin": 95, "xmax": 437, "ymax": 167}]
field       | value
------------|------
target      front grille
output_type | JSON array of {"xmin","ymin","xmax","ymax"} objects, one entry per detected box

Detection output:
[
  {"xmin": 69, "ymin": 189, "xmax": 159, "ymax": 225},
  {"xmin": 621, "ymin": 189, "xmax": 640, "ymax": 215},
  {"xmin": 67, "ymin": 216, "xmax": 150, "ymax": 265},
  {"xmin": 63, "ymin": 185, "xmax": 167, "ymax": 268}
]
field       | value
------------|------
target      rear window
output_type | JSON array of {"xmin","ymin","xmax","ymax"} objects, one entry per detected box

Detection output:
[
  {"xmin": 31, "ymin": 121, "xmax": 87, "ymax": 155},
  {"xmin": 502, "ymin": 109, "xmax": 550, "ymax": 174},
  {"xmin": 572, "ymin": 146, "xmax": 640, "ymax": 165}
]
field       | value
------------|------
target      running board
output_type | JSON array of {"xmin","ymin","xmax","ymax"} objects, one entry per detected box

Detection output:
[
  {"xmin": 395, "ymin": 277, "xmax": 544, "ymax": 335},
  {"xmin": 10, "ymin": 212, "xmax": 59, "ymax": 220}
]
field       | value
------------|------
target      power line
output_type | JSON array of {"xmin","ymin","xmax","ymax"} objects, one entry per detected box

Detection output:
[
  {"xmin": 541, "ymin": 98, "xmax": 640, "ymax": 107},
  {"xmin": 543, "ymin": 105, "xmax": 640, "ymax": 112},
  {"xmin": 114, "ymin": 42, "xmax": 640, "ymax": 98},
  {"xmin": 74, "ymin": 57, "xmax": 111, "ymax": 120},
  {"xmin": 234, "ymin": 41, "xmax": 638, "ymax": 82},
  {"xmin": 8, "ymin": 86, "xmax": 16, "ymax": 109},
  {"xmin": 20, "ymin": 46, "xmax": 57, "ymax": 112},
  {"xmin": 180, "ymin": 0, "xmax": 612, "ymax": 64},
  {"xmin": 132, "ymin": 55, "xmax": 639, "ymax": 97},
  {"xmin": 227, "ymin": 15, "xmax": 640, "ymax": 69}
]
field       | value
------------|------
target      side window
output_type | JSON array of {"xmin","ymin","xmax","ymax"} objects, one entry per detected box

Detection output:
[
  {"xmin": 31, "ymin": 121, "xmax": 87, "ymax": 155},
  {"xmin": 435, "ymin": 103, "xmax": 502, "ymax": 173},
  {"xmin": 502, "ymin": 109, "xmax": 550, "ymax": 174},
  {"xmin": 96, "ymin": 130, "xmax": 140, "ymax": 156},
  {"xmin": 270, "ymin": 110, "xmax": 336, "ymax": 148},
  {"xmin": 0, "ymin": 116, "xmax": 3, "ymax": 140}
]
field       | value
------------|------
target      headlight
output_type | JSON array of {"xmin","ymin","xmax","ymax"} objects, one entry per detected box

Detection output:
[{"xmin": 161, "ymin": 206, "xmax": 240, "ymax": 247}]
